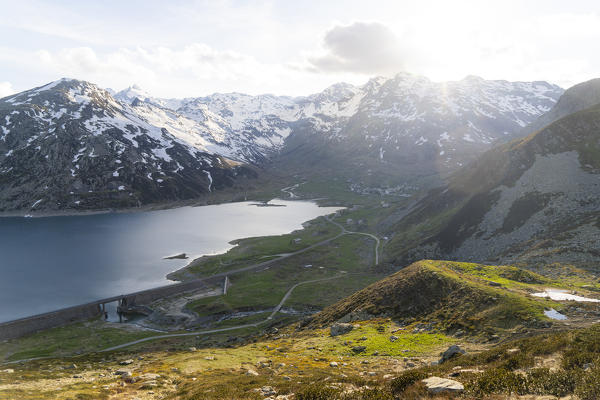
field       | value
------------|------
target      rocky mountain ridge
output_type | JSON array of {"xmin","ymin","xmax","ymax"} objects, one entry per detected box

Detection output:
[{"xmin": 0, "ymin": 73, "xmax": 563, "ymax": 211}]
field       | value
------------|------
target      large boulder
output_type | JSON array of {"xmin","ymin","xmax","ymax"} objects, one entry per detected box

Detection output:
[
  {"xmin": 330, "ymin": 323, "xmax": 354, "ymax": 337},
  {"xmin": 422, "ymin": 377, "xmax": 464, "ymax": 393},
  {"xmin": 439, "ymin": 345, "xmax": 466, "ymax": 363}
]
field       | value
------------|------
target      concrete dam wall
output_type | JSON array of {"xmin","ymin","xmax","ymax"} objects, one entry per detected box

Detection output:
[{"xmin": 0, "ymin": 277, "xmax": 219, "ymax": 341}]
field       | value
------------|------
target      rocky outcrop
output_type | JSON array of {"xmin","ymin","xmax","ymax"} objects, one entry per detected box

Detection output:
[
  {"xmin": 330, "ymin": 323, "xmax": 354, "ymax": 336},
  {"xmin": 422, "ymin": 377, "xmax": 464, "ymax": 393},
  {"xmin": 439, "ymin": 345, "xmax": 466, "ymax": 363}
]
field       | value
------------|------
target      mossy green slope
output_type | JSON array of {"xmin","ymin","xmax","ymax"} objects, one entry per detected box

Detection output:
[{"xmin": 307, "ymin": 260, "xmax": 592, "ymax": 336}]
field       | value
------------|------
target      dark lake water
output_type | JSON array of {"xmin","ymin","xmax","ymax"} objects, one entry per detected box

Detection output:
[{"xmin": 0, "ymin": 200, "xmax": 341, "ymax": 322}]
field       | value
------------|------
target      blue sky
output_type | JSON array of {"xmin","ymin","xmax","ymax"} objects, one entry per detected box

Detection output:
[{"xmin": 1, "ymin": 0, "xmax": 599, "ymax": 98}]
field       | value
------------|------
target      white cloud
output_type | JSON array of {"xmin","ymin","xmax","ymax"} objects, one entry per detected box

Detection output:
[
  {"xmin": 32, "ymin": 44, "xmax": 343, "ymax": 97},
  {"xmin": 2, "ymin": 2, "xmax": 600, "ymax": 96},
  {"xmin": 0, "ymin": 82, "xmax": 14, "ymax": 98},
  {"xmin": 308, "ymin": 22, "xmax": 407, "ymax": 75}
]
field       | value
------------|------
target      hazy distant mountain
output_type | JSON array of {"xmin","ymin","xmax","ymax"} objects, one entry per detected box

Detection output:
[{"xmin": 384, "ymin": 81, "xmax": 600, "ymax": 270}]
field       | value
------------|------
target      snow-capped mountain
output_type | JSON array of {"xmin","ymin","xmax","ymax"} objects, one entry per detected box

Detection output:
[
  {"xmin": 134, "ymin": 72, "xmax": 562, "ymax": 176},
  {"xmin": 0, "ymin": 73, "xmax": 563, "ymax": 211},
  {"xmin": 0, "ymin": 79, "xmax": 254, "ymax": 212}
]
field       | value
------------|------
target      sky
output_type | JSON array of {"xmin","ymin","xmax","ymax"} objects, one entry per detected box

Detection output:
[{"xmin": 0, "ymin": 0, "xmax": 599, "ymax": 98}]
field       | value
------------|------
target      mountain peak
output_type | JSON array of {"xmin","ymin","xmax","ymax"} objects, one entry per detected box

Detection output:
[{"xmin": 115, "ymin": 84, "xmax": 153, "ymax": 103}]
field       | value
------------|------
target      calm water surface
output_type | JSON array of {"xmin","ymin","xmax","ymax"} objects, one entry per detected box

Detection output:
[{"xmin": 0, "ymin": 199, "xmax": 341, "ymax": 322}]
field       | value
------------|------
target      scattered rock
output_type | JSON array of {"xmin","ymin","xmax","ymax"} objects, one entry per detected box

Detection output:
[
  {"xmin": 63, "ymin": 364, "xmax": 77, "ymax": 370},
  {"xmin": 1, "ymin": 369, "xmax": 14, "ymax": 374},
  {"xmin": 139, "ymin": 373, "xmax": 161, "ymax": 380},
  {"xmin": 330, "ymin": 323, "xmax": 354, "ymax": 337},
  {"xmin": 188, "ymin": 347, "xmax": 197, "ymax": 352},
  {"xmin": 204, "ymin": 356, "xmax": 215, "ymax": 361},
  {"xmin": 114, "ymin": 369, "xmax": 131, "ymax": 376},
  {"xmin": 352, "ymin": 346, "xmax": 366, "ymax": 353},
  {"xmin": 449, "ymin": 368, "xmax": 483, "ymax": 377},
  {"xmin": 260, "ymin": 386, "xmax": 277, "ymax": 396},
  {"xmin": 120, "ymin": 371, "xmax": 133, "ymax": 380},
  {"xmin": 389, "ymin": 335, "xmax": 399, "ymax": 342},
  {"xmin": 163, "ymin": 253, "xmax": 187, "ymax": 260},
  {"xmin": 139, "ymin": 380, "xmax": 157, "ymax": 389},
  {"xmin": 488, "ymin": 281, "xmax": 502, "ymax": 287},
  {"xmin": 329, "ymin": 362, "xmax": 339, "ymax": 368},
  {"xmin": 439, "ymin": 345, "xmax": 466, "ymax": 363},
  {"xmin": 72, "ymin": 374, "xmax": 83, "ymax": 378},
  {"xmin": 246, "ymin": 369, "xmax": 259, "ymax": 376},
  {"xmin": 119, "ymin": 359, "xmax": 134, "ymax": 366},
  {"xmin": 367, "ymin": 371, "xmax": 377, "ymax": 376},
  {"xmin": 422, "ymin": 377, "xmax": 464, "ymax": 393},
  {"xmin": 488, "ymin": 334, "xmax": 500, "ymax": 342}
]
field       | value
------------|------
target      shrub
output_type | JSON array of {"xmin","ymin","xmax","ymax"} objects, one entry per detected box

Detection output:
[
  {"xmin": 341, "ymin": 388, "xmax": 394, "ymax": 400},
  {"xmin": 498, "ymin": 353, "xmax": 529, "ymax": 371},
  {"xmin": 526, "ymin": 368, "xmax": 576, "ymax": 397},
  {"xmin": 296, "ymin": 383, "xmax": 341, "ymax": 400},
  {"xmin": 389, "ymin": 370, "xmax": 427, "ymax": 394},
  {"xmin": 575, "ymin": 365, "xmax": 600, "ymax": 400},
  {"xmin": 467, "ymin": 368, "xmax": 527, "ymax": 396}
]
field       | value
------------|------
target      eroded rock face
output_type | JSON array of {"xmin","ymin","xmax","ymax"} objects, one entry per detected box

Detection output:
[
  {"xmin": 330, "ymin": 323, "xmax": 354, "ymax": 337},
  {"xmin": 422, "ymin": 377, "xmax": 464, "ymax": 393}
]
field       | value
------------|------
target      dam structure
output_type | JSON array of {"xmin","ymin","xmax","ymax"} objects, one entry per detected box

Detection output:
[{"xmin": 0, "ymin": 276, "xmax": 224, "ymax": 340}]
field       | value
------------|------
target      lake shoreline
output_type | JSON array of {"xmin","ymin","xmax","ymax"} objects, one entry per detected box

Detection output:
[
  {"xmin": 0, "ymin": 197, "xmax": 263, "ymax": 218},
  {"xmin": 0, "ymin": 197, "xmax": 342, "ymax": 322},
  {"xmin": 0, "ymin": 181, "xmax": 334, "ymax": 218}
]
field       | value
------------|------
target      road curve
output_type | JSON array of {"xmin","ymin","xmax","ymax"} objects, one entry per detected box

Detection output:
[{"xmin": 326, "ymin": 217, "xmax": 380, "ymax": 265}]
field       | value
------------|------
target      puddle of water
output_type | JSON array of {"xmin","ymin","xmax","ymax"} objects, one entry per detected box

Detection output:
[
  {"xmin": 544, "ymin": 308, "xmax": 567, "ymax": 320},
  {"xmin": 532, "ymin": 288, "xmax": 600, "ymax": 302}
]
